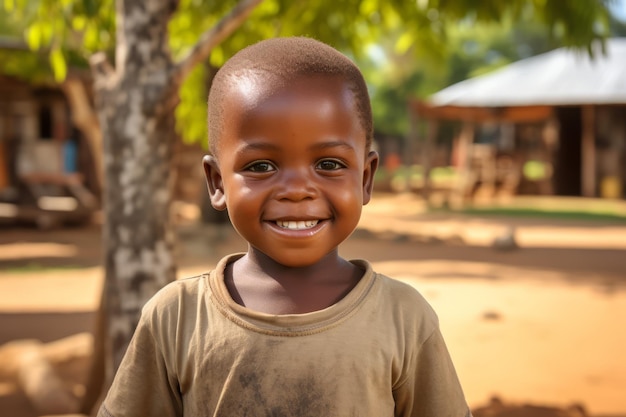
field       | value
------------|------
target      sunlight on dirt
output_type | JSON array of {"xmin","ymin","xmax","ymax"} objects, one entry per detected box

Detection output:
[
  {"xmin": 1, "ymin": 193, "xmax": 626, "ymax": 416},
  {"xmin": 374, "ymin": 261, "xmax": 626, "ymax": 415},
  {"xmin": 0, "ymin": 243, "xmax": 78, "ymax": 261}
]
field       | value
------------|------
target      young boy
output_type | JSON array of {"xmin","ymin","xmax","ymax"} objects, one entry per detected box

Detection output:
[{"xmin": 98, "ymin": 37, "xmax": 471, "ymax": 417}]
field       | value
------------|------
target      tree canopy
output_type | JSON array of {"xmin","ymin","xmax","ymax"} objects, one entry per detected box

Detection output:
[{"xmin": 1, "ymin": 0, "xmax": 617, "ymax": 143}]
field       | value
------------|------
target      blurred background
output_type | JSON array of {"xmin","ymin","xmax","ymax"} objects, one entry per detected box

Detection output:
[{"xmin": 1, "ymin": 1, "xmax": 625, "ymax": 416}]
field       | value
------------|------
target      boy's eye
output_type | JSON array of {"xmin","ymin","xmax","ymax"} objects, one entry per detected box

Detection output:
[
  {"xmin": 245, "ymin": 161, "xmax": 276, "ymax": 172},
  {"xmin": 316, "ymin": 159, "xmax": 345, "ymax": 171}
]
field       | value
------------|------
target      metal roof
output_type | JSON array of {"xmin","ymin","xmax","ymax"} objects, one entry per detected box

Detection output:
[{"xmin": 429, "ymin": 38, "xmax": 626, "ymax": 107}]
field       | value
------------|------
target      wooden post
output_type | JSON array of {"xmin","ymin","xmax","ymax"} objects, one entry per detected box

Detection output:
[
  {"xmin": 452, "ymin": 121, "xmax": 475, "ymax": 208},
  {"xmin": 407, "ymin": 104, "xmax": 419, "ymax": 183},
  {"xmin": 581, "ymin": 105, "xmax": 596, "ymax": 197},
  {"xmin": 421, "ymin": 119, "xmax": 439, "ymax": 201},
  {"xmin": 61, "ymin": 78, "xmax": 104, "ymax": 191}
]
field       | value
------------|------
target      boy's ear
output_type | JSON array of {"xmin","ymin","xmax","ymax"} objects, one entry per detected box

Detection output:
[
  {"xmin": 362, "ymin": 150, "xmax": 379, "ymax": 205},
  {"xmin": 202, "ymin": 155, "xmax": 227, "ymax": 211}
]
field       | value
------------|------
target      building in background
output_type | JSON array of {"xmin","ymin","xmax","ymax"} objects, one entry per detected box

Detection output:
[
  {"xmin": 0, "ymin": 74, "xmax": 100, "ymax": 227},
  {"xmin": 412, "ymin": 37, "xmax": 626, "ymax": 202}
]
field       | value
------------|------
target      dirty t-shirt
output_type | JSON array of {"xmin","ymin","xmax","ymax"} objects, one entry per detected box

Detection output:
[{"xmin": 98, "ymin": 254, "xmax": 471, "ymax": 417}]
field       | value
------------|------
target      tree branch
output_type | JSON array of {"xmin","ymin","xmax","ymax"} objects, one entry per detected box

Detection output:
[
  {"xmin": 172, "ymin": 0, "xmax": 263, "ymax": 81},
  {"xmin": 89, "ymin": 52, "xmax": 116, "ymax": 89}
]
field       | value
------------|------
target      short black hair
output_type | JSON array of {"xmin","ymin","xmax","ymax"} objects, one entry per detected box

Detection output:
[{"xmin": 208, "ymin": 37, "xmax": 373, "ymax": 155}]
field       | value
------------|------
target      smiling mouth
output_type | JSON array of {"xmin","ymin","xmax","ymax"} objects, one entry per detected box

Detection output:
[{"xmin": 275, "ymin": 220, "xmax": 319, "ymax": 230}]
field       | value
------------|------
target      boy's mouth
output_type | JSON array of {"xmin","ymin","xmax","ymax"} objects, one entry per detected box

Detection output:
[{"xmin": 275, "ymin": 220, "xmax": 319, "ymax": 230}]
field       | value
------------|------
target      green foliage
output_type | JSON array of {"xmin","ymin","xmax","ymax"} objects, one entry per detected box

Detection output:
[
  {"xmin": 430, "ymin": 0, "xmax": 612, "ymax": 49},
  {"xmin": 1, "ymin": 0, "xmax": 618, "ymax": 144},
  {"xmin": 370, "ymin": 72, "xmax": 423, "ymax": 137},
  {"xmin": 366, "ymin": 0, "xmax": 618, "ymax": 138},
  {"xmin": 49, "ymin": 47, "xmax": 66, "ymax": 80},
  {"xmin": 0, "ymin": 49, "xmax": 50, "ymax": 82},
  {"xmin": 458, "ymin": 206, "xmax": 626, "ymax": 223},
  {"xmin": 25, "ymin": 0, "xmax": 117, "ymax": 55},
  {"xmin": 168, "ymin": 0, "xmax": 448, "ymax": 147},
  {"xmin": 0, "ymin": 0, "xmax": 113, "ymax": 81},
  {"xmin": 175, "ymin": 63, "xmax": 209, "ymax": 148}
]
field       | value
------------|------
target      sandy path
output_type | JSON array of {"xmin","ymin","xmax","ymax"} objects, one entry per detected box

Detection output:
[
  {"xmin": 1, "ymin": 193, "xmax": 625, "ymax": 415},
  {"xmin": 377, "ymin": 262, "xmax": 626, "ymax": 415}
]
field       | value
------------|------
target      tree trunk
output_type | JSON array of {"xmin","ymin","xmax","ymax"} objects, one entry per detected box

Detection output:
[
  {"xmin": 81, "ymin": 1, "xmax": 262, "ymax": 411},
  {"xmin": 99, "ymin": 87, "xmax": 179, "ymax": 374},
  {"xmin": 91, "ymin": 0, "xmax": 181, "ymax": 393}
]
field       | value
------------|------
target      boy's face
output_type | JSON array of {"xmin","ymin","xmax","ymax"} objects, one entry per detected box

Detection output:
[{"xmin": 204, "ymin": 75, "xmax": 378, "ymax": 268}]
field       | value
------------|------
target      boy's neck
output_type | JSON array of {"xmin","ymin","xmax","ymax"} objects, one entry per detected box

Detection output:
[{"xmin": 224, "ymin": 248, "xmax": 364, "ymax": 315}]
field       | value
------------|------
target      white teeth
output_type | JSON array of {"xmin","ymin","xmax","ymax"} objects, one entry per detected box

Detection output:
[{"xmin": 277, "ymin": 220, "xmax": 319, "ymax": 230}]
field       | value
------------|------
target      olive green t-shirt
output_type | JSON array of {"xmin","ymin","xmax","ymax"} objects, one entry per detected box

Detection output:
[{"xmin": 99, "ymin": 254, "xmax": 471, "ymax": 417}]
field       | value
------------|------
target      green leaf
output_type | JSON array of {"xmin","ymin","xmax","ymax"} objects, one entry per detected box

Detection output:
[
  {"xmin": 82, "ymin": 0, "xmax": 97, "ymax": 17},
  {"xmin": 210, "ymin": 46, "xmax": 225, "ymax": 67},
  {"xmin": 49, "ymin": 48, "xmax": 67, "ymax": 81},
  {"xmin": 26, "ymin": 23, "xmax": 41, "ymax": 50},
  {"xmin": 395, "ymin": 31, "xmax": 414, "ymax": 55},
  {"xmin": 176, "ymin": 63, "xmax": 208, "ymax": 147},
  {"xmin": 83, "ymin": 23, "xmax": 98, "ymax": 49},
  {"xmin": 71, "ymin": 15, "xmax": 87, "ymax": 30},
  {"xmin": 359, "ymin": 0, "xmax": 379, "ymax": 16}
]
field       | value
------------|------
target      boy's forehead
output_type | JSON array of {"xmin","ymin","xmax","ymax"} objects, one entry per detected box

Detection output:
[
  {"xmin": 225, "ymin": 71, "xmax": 269, "ymax": 106},
  {"xmin": 214, "ymin": 73, "xmax": 365, "ymax": 154},
  {"xmin": 227, "ymin": 71, "xmax": 273, "ymax": 97},
  {"xmin": 225, "ymin": 71, "xmax": 348, "ymax": 106}
]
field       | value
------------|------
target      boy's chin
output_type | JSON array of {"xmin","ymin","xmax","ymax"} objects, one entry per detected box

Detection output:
[{"xmin": 251, "ymin": 248, "xmax": 339, "ymax": 269}]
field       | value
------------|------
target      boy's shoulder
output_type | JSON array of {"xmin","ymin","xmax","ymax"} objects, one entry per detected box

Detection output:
[
  {"xmin": 370, "ymin": 266, "xmax": 440, "ymax": 325},
  {"xmin": 141, "ymin": 273, "xmax": 209, "ymax": 316},
  {"xmin": 369, "ymin": 264, "xmax": 431, "ymax": 301}
]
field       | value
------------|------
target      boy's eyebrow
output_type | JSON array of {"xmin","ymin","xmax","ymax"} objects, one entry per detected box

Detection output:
[
  {"xmin": 309, "ymin": 141, "xmax": 356, "ymax": 152},
  {"xmin": 236, "ymin": 141, "xmax": 280, "ymax": 153},
  {"xmin": 236, "ymin": 140, "xmax": 356, "ymax": 153}
]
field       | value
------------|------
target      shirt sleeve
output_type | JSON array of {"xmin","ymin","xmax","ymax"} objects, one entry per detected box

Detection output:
[
  {"xmin": 393, "ymin": 327, "xmax": 472, "ymax": 417},
  {"xmin": 97, "ymin": 305, "xmax": 183, "ymax": 417}
]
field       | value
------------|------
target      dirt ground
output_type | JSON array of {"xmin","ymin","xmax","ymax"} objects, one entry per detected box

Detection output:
[{"xmin": 1, "ymin": 193, "xmax": 625, "ymax": 417}]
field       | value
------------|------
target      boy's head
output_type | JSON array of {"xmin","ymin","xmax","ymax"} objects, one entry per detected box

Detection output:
[
  {"xmin": 204, "ymin": 37, "xmax": 378, "ymax": 267},
  {"xmin": 208, "ymin": 36, "xmax": 373, "ymax": 156}
]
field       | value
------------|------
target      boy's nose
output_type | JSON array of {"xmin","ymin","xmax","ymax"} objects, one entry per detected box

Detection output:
[{"xmin": 274, "ymin": 168, "xmax": 317, "ymax": 201}]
